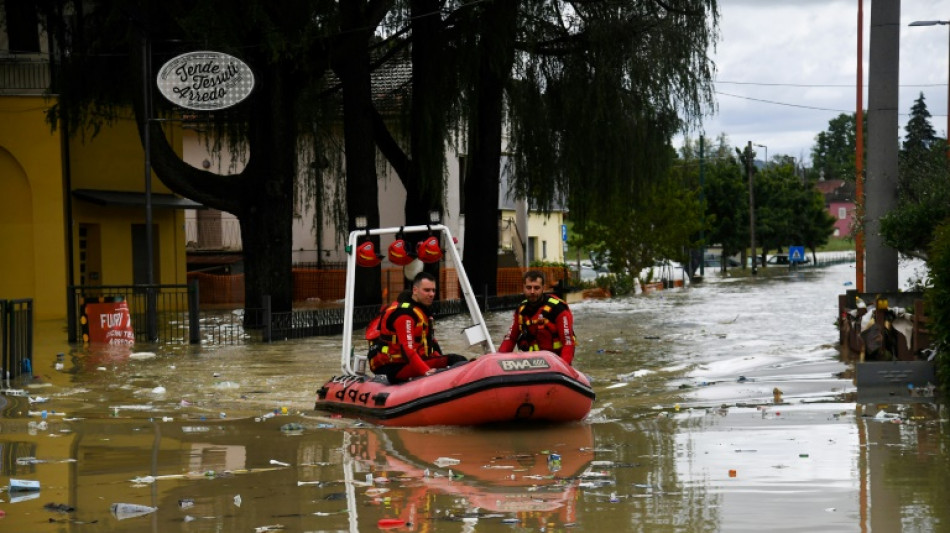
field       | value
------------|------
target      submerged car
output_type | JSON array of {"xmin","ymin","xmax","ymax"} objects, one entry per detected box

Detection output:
[{"xmin": 767, "ymin": 253, "xmax": 810, "ymax": 265}]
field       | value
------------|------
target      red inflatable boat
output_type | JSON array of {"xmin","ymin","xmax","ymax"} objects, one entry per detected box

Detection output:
[
  {"xmin": 316, "ymin": 350, "xmax": 594, "ymax": 426},
  {"xmin": 314, "ymin": 224, "xmax": 595, "ymax": 426}
]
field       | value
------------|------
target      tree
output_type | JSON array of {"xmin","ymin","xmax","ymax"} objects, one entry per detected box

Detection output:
[
  {"xmin": 924, "ymin": 221, "xmax": 950, "ymax": 402},
  {"xmin": 330, "ymin": 1, "xmax": 393, "ymax": 303},
  {"xmin": 903, "ymin": 92, "xmax": 938, "ymax": 153},
  {"xmin": 461, "ymin": 0, "xmax": 719, "ymax": 293},
  {"xmin": 810, "ymin": 112, "xmax": 866, "ymax": 182},
  {"xmin": 459, "ymin": 0, "xmax": 519, "ymax": 295},
  {"xmin": 700, "ymin": 152, "xmax": 748, "ymax": 270},
  {"xmin": 750, "ymin": 160, "xmax": 834, "ymax": 263},
  {"xmin": 571, "ymin": 176, "xmax": 703, "ymax": 293},
  {"xmin": 880, "ymin": 92, "xmax": 950, "ymax": 260},
  {"xmin": 45, "ymin": 0, "xmax": 720, "ymax": 312},
  {"xmin": 43, "ymin": 0, "xmax": 370, "ymax": 313}
]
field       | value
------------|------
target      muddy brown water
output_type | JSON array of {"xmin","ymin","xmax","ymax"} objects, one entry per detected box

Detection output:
[{"xmin": 1, "ymin": 262, "xmax": 947, "ymax": 532}]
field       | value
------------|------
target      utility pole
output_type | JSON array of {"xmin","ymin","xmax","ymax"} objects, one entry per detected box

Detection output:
[
  {"xmin": 747, "ymin": 141, "xmax": 757, "ymax": 275},
  {"xmin": 865, "ymin": 0, "xmax": 899, "ymax": 292},
  {"xmin": 699, "ymin": 135, "xmax": 705, "ymax": 277}
]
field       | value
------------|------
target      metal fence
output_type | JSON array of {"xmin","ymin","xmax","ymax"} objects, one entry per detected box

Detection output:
[
  {"xmin": 252, "ymin": 293, "xmax": 523, "ymax": 342},
  {"xmin": 67, "ymin": 284, "xmax": 198, "ymax": 344},
  {"xmin": 64, "ymin": 283, "xmax": 525, "ymax": 346},
  {"xmin": 1, "ymin": 299, "xmax": 33, "ymax": 386},
  {"xmin": 62, "ymin": 252, "xmax": 855, "ymax": 347}
]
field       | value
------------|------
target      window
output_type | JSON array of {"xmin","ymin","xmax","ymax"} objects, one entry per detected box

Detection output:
[
  {"xmin": 838, "ymin": 207, "xmax": 847, "ymax": 220},
  {"xmin": 4, "ymin": 2, "xmax": 41, "ymax": 53}
]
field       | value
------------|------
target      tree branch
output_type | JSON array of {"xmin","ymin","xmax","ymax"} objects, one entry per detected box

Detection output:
[{"xmin": 371, "ymin": 107, "xmax": 410, "ymax": 188}]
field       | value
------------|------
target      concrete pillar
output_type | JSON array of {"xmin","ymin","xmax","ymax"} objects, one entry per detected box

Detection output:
[{"xmin": 865, "ymin": 0, "xmax": 900, "ymax": 292}]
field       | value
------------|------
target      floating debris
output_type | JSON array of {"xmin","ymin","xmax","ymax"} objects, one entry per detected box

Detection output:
[
  {"xmin": 111, "ymin": 503, "xmax": 157, "ymax": 520},
  {"xmin": 433, "ymin": 457, "xmax": 460, "ymax": 467},
  {"xmin": 43, "ymin": 503, "xmax": 75, "ymax": 514}
]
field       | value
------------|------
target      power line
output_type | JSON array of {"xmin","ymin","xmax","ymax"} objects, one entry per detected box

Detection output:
[
  {"xmin": 717, "ymin": 80, "xmax": 945, "ymax": 88},
  {"xmin": 715, "ymin": 91, "xmax": 947, "ymax": 118}
]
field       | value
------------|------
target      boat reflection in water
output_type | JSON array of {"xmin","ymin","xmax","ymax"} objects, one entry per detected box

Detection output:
[{"xmin": 343, "ymin": 423, "xmax": 595, "ymax": 529}]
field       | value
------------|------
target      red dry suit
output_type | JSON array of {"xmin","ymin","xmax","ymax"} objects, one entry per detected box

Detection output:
[
  {"xmin": 368, "ymin": 297, "xmax": 446, "ymax": 382},
  {"xmin": 498, "ymin": 295, "xmax": 576, "ymax": 364}
]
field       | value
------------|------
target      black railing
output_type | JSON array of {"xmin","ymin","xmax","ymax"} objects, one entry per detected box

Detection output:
[
  {"xmin": 1, "ymin": 299, "xmax": 33, "ymax": 386},
  {"xmin": 65, "ymin": 283, "xmax": 522, "ymax": 346},
  {"xmin": 67, "ymin": 284, "xmax": 199, "ymax": 344},
  {"xmin": 251, "ymin": 294, "xmax": 523, "ymax": 342}
]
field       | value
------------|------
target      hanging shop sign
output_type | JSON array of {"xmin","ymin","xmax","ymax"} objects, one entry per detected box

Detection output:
[{"xmin": 156, "ymin": 50, "xmax": 255, "ymax": 110}]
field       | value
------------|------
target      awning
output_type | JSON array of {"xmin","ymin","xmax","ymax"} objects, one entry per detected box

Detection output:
[{"xmin": 72, "ymin": 189, "xmax": 205, "ymax": 209}]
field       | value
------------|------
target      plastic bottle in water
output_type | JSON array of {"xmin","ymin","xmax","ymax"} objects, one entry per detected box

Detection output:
[{"xmin": 111, "ymin": 503, "xmax": 158, "ymax": 520}]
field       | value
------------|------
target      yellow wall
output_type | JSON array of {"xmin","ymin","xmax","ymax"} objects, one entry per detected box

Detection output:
[
  {"xmin": 530, "ymin": 212, "xmax": 566, "ymax": 263},
  {"xmin": 0, "ymin": 98, "xmax": 187, "ymax": 321},
  {"xmin": 0, "ymin": 95, "xmax": 66, "ymax": 320},
  {"xmin": 498, "ymin": 208, "xmax": 566, "ymax": 265},
  {"xmin": 69, "ymin": 111, "xmax": 187, "ymax": 288}
]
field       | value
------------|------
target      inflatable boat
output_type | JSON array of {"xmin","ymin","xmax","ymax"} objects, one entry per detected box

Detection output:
[{"xmin": 314, "ymin": 224, "xmax": 594, "ymax": 426}]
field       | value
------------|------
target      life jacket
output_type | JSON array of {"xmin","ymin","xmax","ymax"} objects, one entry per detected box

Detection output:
[
  {"xmin": 514, "ymin": 295, "xmax": 573, "ymax": 354},
  {"xmin": 368, "ymin": 300, "xmax": 436, "ymax": 372},
  {"xmin": 365, "ymin": 302, "xmax": 394, "ymax": 343}
]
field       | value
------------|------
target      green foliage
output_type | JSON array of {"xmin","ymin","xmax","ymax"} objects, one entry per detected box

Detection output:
[
  {"xmin": 675, "ymin": 138, "xmax": 836, "ymax": 268},
  {"xmin": 903, "ymin": 92, "xmax": 938, "ymax": 152},
  {"xmin": 810, "ymin": 112, "xmax": 865, "ymax": 182},
  {"xmin": 571, "ymin": 176, "xmax": 704, "ymax": 282},
  {"xmin": 754, "ymin": 163, "xmax": 835, "ymax": 256},
  {"xmin": 881, "ymin": 94, "xmax": 950, "ymax": 260},
  {"xmin": 529, "ymin": 260, "xmax": 568, "ymax": 269},
  {"xmin": 699, "ymin": 151, "xmax": 748, "ymax": 261},
  {"xmin": 924, "ymin": 221, "xmax": 950, "ymax": 403},
  {"xmin": 594, "ymin": 273, "xmax": 638, "ymax": 297},
  {"xmin": 506, "ymin": 1, "xmax": 719, "ymax": 224}
]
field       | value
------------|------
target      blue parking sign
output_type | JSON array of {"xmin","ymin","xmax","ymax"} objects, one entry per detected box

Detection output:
[
  {"xmin": 789, "ymin": 246, "xmax": 805, "ymax": 263},
  {"xmin": 561, "ymin": 224, "xmax": 568, "ymax": 242}
]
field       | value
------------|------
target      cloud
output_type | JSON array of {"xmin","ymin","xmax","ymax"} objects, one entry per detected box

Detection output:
[{"xmin": 677, "ymin": 0, "xmax": 950, "ymax": 165}]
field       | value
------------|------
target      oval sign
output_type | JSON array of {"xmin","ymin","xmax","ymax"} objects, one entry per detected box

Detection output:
[{"xmin": 156, "ymin": 50, "xmax": 255, "ymax": 111}]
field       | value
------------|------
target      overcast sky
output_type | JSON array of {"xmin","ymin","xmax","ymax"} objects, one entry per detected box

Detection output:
[{"xmin": 678, "ymin": 0, "xmax": 950, "ymax": 165}]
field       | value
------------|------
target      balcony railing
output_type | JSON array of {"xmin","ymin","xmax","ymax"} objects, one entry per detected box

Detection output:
[
  {"xmin": 0, "ymin": 59, "xmax": 50, "ymax": 94},
  {"xmin": 185, "ymin": 217, "xmax": 243, "ymax": 251}
]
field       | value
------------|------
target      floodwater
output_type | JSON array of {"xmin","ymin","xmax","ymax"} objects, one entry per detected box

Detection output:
[{"xmin": 2, "ymin": 261, "xmax": 947, "ymax": 532}]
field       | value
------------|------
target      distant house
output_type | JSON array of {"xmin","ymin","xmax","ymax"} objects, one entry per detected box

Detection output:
[
  {"xmin": 496, "ymin": 156, "xmax": 567, "ymax": 267},
  {"xmin": 814, "ymin": 179, "xmax": 856, "ymax": 238}
]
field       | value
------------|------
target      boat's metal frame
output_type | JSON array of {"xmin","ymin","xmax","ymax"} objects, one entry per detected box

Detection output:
[{"xmin": 340, "ymin": 224, "xmax": 495, "ymax": 376}]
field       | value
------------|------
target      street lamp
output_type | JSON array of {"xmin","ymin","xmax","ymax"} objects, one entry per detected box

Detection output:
[
  {"xmin": 909, "ymin": 19, "xmax": 950, "ymax": 161},
  {"xmin": 745, "ymin": 141, "xmax": 757, "ymax": 275},
  {"xmin": 753, "ymin": 143, "xmax": 768, "ymax": 169}
]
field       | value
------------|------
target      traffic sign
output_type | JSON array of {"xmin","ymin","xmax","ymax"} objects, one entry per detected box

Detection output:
[{"xmin": 789, "ymin": 246, "xmax": 805, "ymax": 263}]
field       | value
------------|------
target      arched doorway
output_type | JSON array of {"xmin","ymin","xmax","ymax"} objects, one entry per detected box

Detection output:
[{"xmin": 0, "ymin": 147, "xmax": 35, "ymax": 300}]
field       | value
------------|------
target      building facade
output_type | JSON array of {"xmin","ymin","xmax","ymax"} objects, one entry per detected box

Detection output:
[{"xmin": 1, "ymin": 5, "xmax": 193, "ymax": 320}]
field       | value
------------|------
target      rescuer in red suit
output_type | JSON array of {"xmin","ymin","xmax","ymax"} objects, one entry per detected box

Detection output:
[
  {"xmin": 369, "ymin": 272, "xmax": 465, "ymax": 382},
  {"xmin": 498, "ymin": 270, "xmax": 576, "ymax": 364}
]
